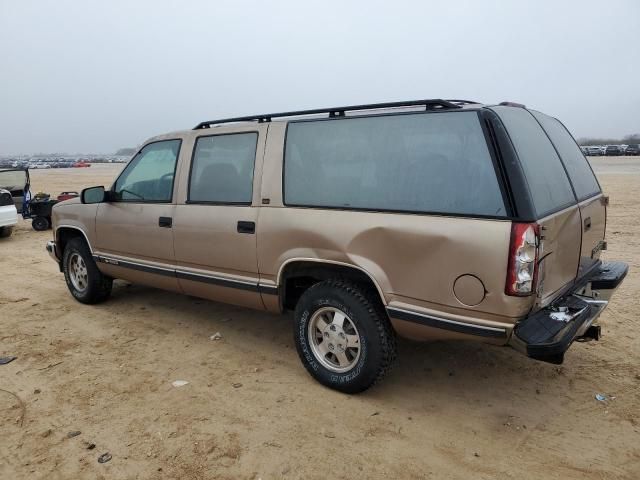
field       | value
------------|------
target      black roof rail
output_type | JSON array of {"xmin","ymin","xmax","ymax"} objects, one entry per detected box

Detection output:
[
  {"xmin": 193, "ymin": 98, "xmax": 477, "ymax": 129},
  {"xmin": 446, "ymin": 99, "xmax": 481, "ymax": 105}
]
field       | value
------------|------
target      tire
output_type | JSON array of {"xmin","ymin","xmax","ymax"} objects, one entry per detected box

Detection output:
[
  {"xmin": 294, "ymin": 279, "xmax": 396, "ymax": 393},
  {"xmin": 0, "ymin": 226, "xmax": 13, "ymax": 238},
  {"xmin": 63, "ymin": 237, "xmax": 112, "ymax": 304},
  {"xmin": 32, "ymin": 216, "xmax": 50, "ymax": 231}
]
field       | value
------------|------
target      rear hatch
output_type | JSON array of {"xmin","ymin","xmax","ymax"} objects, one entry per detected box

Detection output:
[
  {"xmin": 491, "ymin": 107, "xmax": 605, "ymax": 308},
  {"xmin": 530, "ymin": 111, "xmax": 606, "ymax": 280}
]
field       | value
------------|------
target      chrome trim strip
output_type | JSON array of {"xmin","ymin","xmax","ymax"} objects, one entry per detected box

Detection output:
[
  {"xmin": 176, "ymin": 269, "xmax": 256, "ymax": 286},
  {"xmin": 94, "ymin": 255, "xmax": 175, "ymax": 277},
  {"xmin": 176, "ymin": 270, "xmax": 260, "ymax": 293},
  {"xmin": 387, "ymin": 306, "xmax": 507, "ymax": 338},
  {"xmin": 93, "ymin": 253, "xmax": 279, "ymax": 295}
]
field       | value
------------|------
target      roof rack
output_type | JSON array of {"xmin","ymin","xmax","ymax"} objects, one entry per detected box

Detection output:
[{"xmin": 193, "ymin": 99, "xmax": 479, "ymax": 129}]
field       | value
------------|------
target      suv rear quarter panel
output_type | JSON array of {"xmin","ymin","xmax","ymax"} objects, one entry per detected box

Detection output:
[{"xmin": 258, "ymin": 122, "xmax": 533, "ymax": 340}]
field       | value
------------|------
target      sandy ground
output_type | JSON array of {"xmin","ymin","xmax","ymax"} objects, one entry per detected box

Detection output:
[{"xmin": 0, "ymin": 160, "xmax": 638, "ymax": 480}]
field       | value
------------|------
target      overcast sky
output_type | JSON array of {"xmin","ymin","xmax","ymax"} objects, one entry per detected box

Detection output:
[{"xmin": 1, "ymin": 0, "xmax": 639, "ymax": 154}]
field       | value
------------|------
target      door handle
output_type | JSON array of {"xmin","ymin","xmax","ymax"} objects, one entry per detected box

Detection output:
[
  {"xmin": 159, "ymin": 216, "xmax": 172, "ymax": 228},
  {"xmin": 237, "ymin": 221, "xmax": 255, "ymax": 234},
  {"xmin": 583, "ymin": 217, "xmax": 591, "ymax": 232}
]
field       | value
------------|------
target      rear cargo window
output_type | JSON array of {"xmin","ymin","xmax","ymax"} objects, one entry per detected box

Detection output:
[
  {"xmin": 492, "ymin": 106, "xmax": 575, "ymax": 217},
  {"xmin": 284, "ymin": 111, "xmax": 506, "ymax": 217},
  {"xmin": 531, "ymin": 111, "xmax": 601, "ymax": 201}
]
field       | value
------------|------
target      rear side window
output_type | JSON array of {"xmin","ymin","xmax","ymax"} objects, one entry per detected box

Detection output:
[
  {"xmin": 531, "ymin": 111, "xmax": 601, "ymax": 201},
  {"xmin": 189, "ymin": 133, "xmax": 258, "ymax": 204},
  {"xmin": 492, "ymin": 106, "xmax": 575, "ymax": 217},
  {"xmin": 284, "ymin": 111, "xmax": 506, "ymax": 217}
]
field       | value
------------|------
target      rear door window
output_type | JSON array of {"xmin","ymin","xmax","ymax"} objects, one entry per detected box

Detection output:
[
  {"xmin": 188, "ymin": 132, "xmax": 258, "ymax": 204},
  {"xmin": 284, "ymin": 111, "xmax": 506, "ymax": 217},
  {"xmin": 491, "ymin": 106, "xmax": 575, "ymax": 217},
  {"xmin": 530, "ymin": 111, "xmax": 601, "ymax": 201}
]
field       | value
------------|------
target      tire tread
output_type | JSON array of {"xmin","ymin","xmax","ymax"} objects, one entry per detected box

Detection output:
[
  {"xmin": 294, "ymin": 279, "xmax": 397, "ymax": 393},
  {"xmin": 63, "ymin": 237, "xmax": 112, "ymax": 304}
]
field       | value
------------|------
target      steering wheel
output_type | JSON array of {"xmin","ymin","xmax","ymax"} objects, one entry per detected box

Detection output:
[{"xmin": 160, "ymin": 172, "xmax": 174, "ymax": 183}]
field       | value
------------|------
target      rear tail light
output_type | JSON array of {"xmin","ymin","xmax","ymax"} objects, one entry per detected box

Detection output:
[{"xmin": 506, "ymin": 223, "xmax": 539, "ymax": 296}]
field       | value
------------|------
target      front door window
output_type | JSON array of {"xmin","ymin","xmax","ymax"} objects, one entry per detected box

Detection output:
[{"xmin": 113, "ymin": 140, "xmax": 181, "ymax": 202}]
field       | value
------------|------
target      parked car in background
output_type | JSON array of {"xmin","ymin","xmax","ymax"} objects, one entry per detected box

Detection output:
[
  {"xmin": 585, "ymin": 146, "xmax": 602, "ymax": 156},
  {"xmin": 46, "ymin": 99, "xmax": 628, "ymax": 393},
  {"xmin": 625, "ymin": 144, "xmax": 640, "ymax": 156},
  {"xmin": 57, "ymin": 191, "xmax": 80, "ymax": 201},
  {"xmin": 0, "ymin": 168, "xmax": 30, "ymax": 214},
  {"xmin": 605, "ymin": 145, "xmax": 623, "ymax": 156},
  {"xmin": 0, "ymin": 188, "xmax": 18, "ymax": 238}
]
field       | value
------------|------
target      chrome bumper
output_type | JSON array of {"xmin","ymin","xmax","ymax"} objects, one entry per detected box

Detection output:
[{"xmin": 46, "ymin": 240, "xmax": 60, "ymax": 263}]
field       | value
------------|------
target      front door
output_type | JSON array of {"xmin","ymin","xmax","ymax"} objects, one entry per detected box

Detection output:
[
  {"xmin": 172, "ymin": 128, "xmax": 266, "ymax": 309},
  {"xmin": 94, "ymin": 139, "xmax": 182, "ymax": 292}
]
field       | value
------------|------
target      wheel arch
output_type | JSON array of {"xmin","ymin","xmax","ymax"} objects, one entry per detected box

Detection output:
[
  {"xmin": 276, "ymin": 258, "xmax": 388, "ymax": 311},
  {"xmin": 56, "ymin": 225, "xmax": 93, "ymax": 263}
]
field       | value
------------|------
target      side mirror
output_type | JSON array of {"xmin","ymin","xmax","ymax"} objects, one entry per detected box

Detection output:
[{"xmin": 81, "ymin": 186, "xmax": 106, "ymax": 204}]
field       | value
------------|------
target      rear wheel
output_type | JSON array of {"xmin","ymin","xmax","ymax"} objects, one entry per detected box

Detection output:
[
  {"xmin": 63, "ymin": 237, "xmax": 112, "ymax": 304},
  {"xmin": 0, "ymin": 226, "xmax": 13, "ymax": 238},
  {"xmin": 32, "ymin": 216, "xmax": 50, "ymax": 231},
  {"xmin": 293, "ymin": 280, "xmax": 396, "ymax": 393}
]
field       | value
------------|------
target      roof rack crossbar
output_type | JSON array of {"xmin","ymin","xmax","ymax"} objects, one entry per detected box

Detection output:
[{"xmin": 193, "ymin": 98, "xmax": 471, "ymax": 129}]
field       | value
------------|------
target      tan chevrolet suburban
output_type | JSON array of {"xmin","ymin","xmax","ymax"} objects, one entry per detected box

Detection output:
[{"xmin": 46, "ymin": 99, "xmax": 628, "ymax": 393}]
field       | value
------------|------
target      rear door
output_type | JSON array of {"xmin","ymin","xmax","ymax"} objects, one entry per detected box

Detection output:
[
  {"xmin": 492, "ymin": 106, "xmax": 581, "ymax": 307},
  {"xmin": 171, "ymin": 126, "xmax": 267, "ymax": 310},
  {"xmin": 530, "ymin": 111, "xmax": 605, "ymax": 279}
]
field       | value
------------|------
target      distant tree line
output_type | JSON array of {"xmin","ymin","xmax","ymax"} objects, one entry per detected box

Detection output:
[{"xmin": 577, "ymin": 134, "xmax": 640, "ymax": 146}]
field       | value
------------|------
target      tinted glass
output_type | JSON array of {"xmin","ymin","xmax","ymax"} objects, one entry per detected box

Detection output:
[
  {"xmin": 531, "ymin": 111, "xmax": 600, "ymax": 201},
  {"xmin": 284, "ymin": 112, "xmax": 506, "ymax": 216},
  {"xmin": 189, "ymin": 133, "xmax": 257, "ymax": 203},
  {"xmin": 492, "ymin": 106, "xmax": 575, "ymax": 217},
  {"xmin": 0, "ymin": 170, "xmax": 27, "ymax": 191},
  {"xmin": 114, "ymin": 140, "xmax": 180, "ymax": 202},
  {"xmin": 82, "ymin": 186, "xmax": 105, "ymax": 204}
]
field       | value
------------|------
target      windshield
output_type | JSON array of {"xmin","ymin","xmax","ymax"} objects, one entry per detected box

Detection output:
[{"xmin": 0, "ymin": 169, "xmax": 28, "ymax": 190}]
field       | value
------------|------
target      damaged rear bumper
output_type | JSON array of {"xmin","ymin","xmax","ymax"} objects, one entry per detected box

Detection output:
[{"xmin": 510, "ymin": 261, "xmax": 628, "ymax": 364}]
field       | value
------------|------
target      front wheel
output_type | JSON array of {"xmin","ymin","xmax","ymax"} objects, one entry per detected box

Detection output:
[
  {"xmin": 0, "ymin": 226, "xmax": 13, "ymax": 238},
  {"xmin": 63, "ymin": 237, "xmax": 112, "ymax": 304},
  {"xmin": 294, "ymin": 280, "xmax": 396, "ymax": 393}
]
